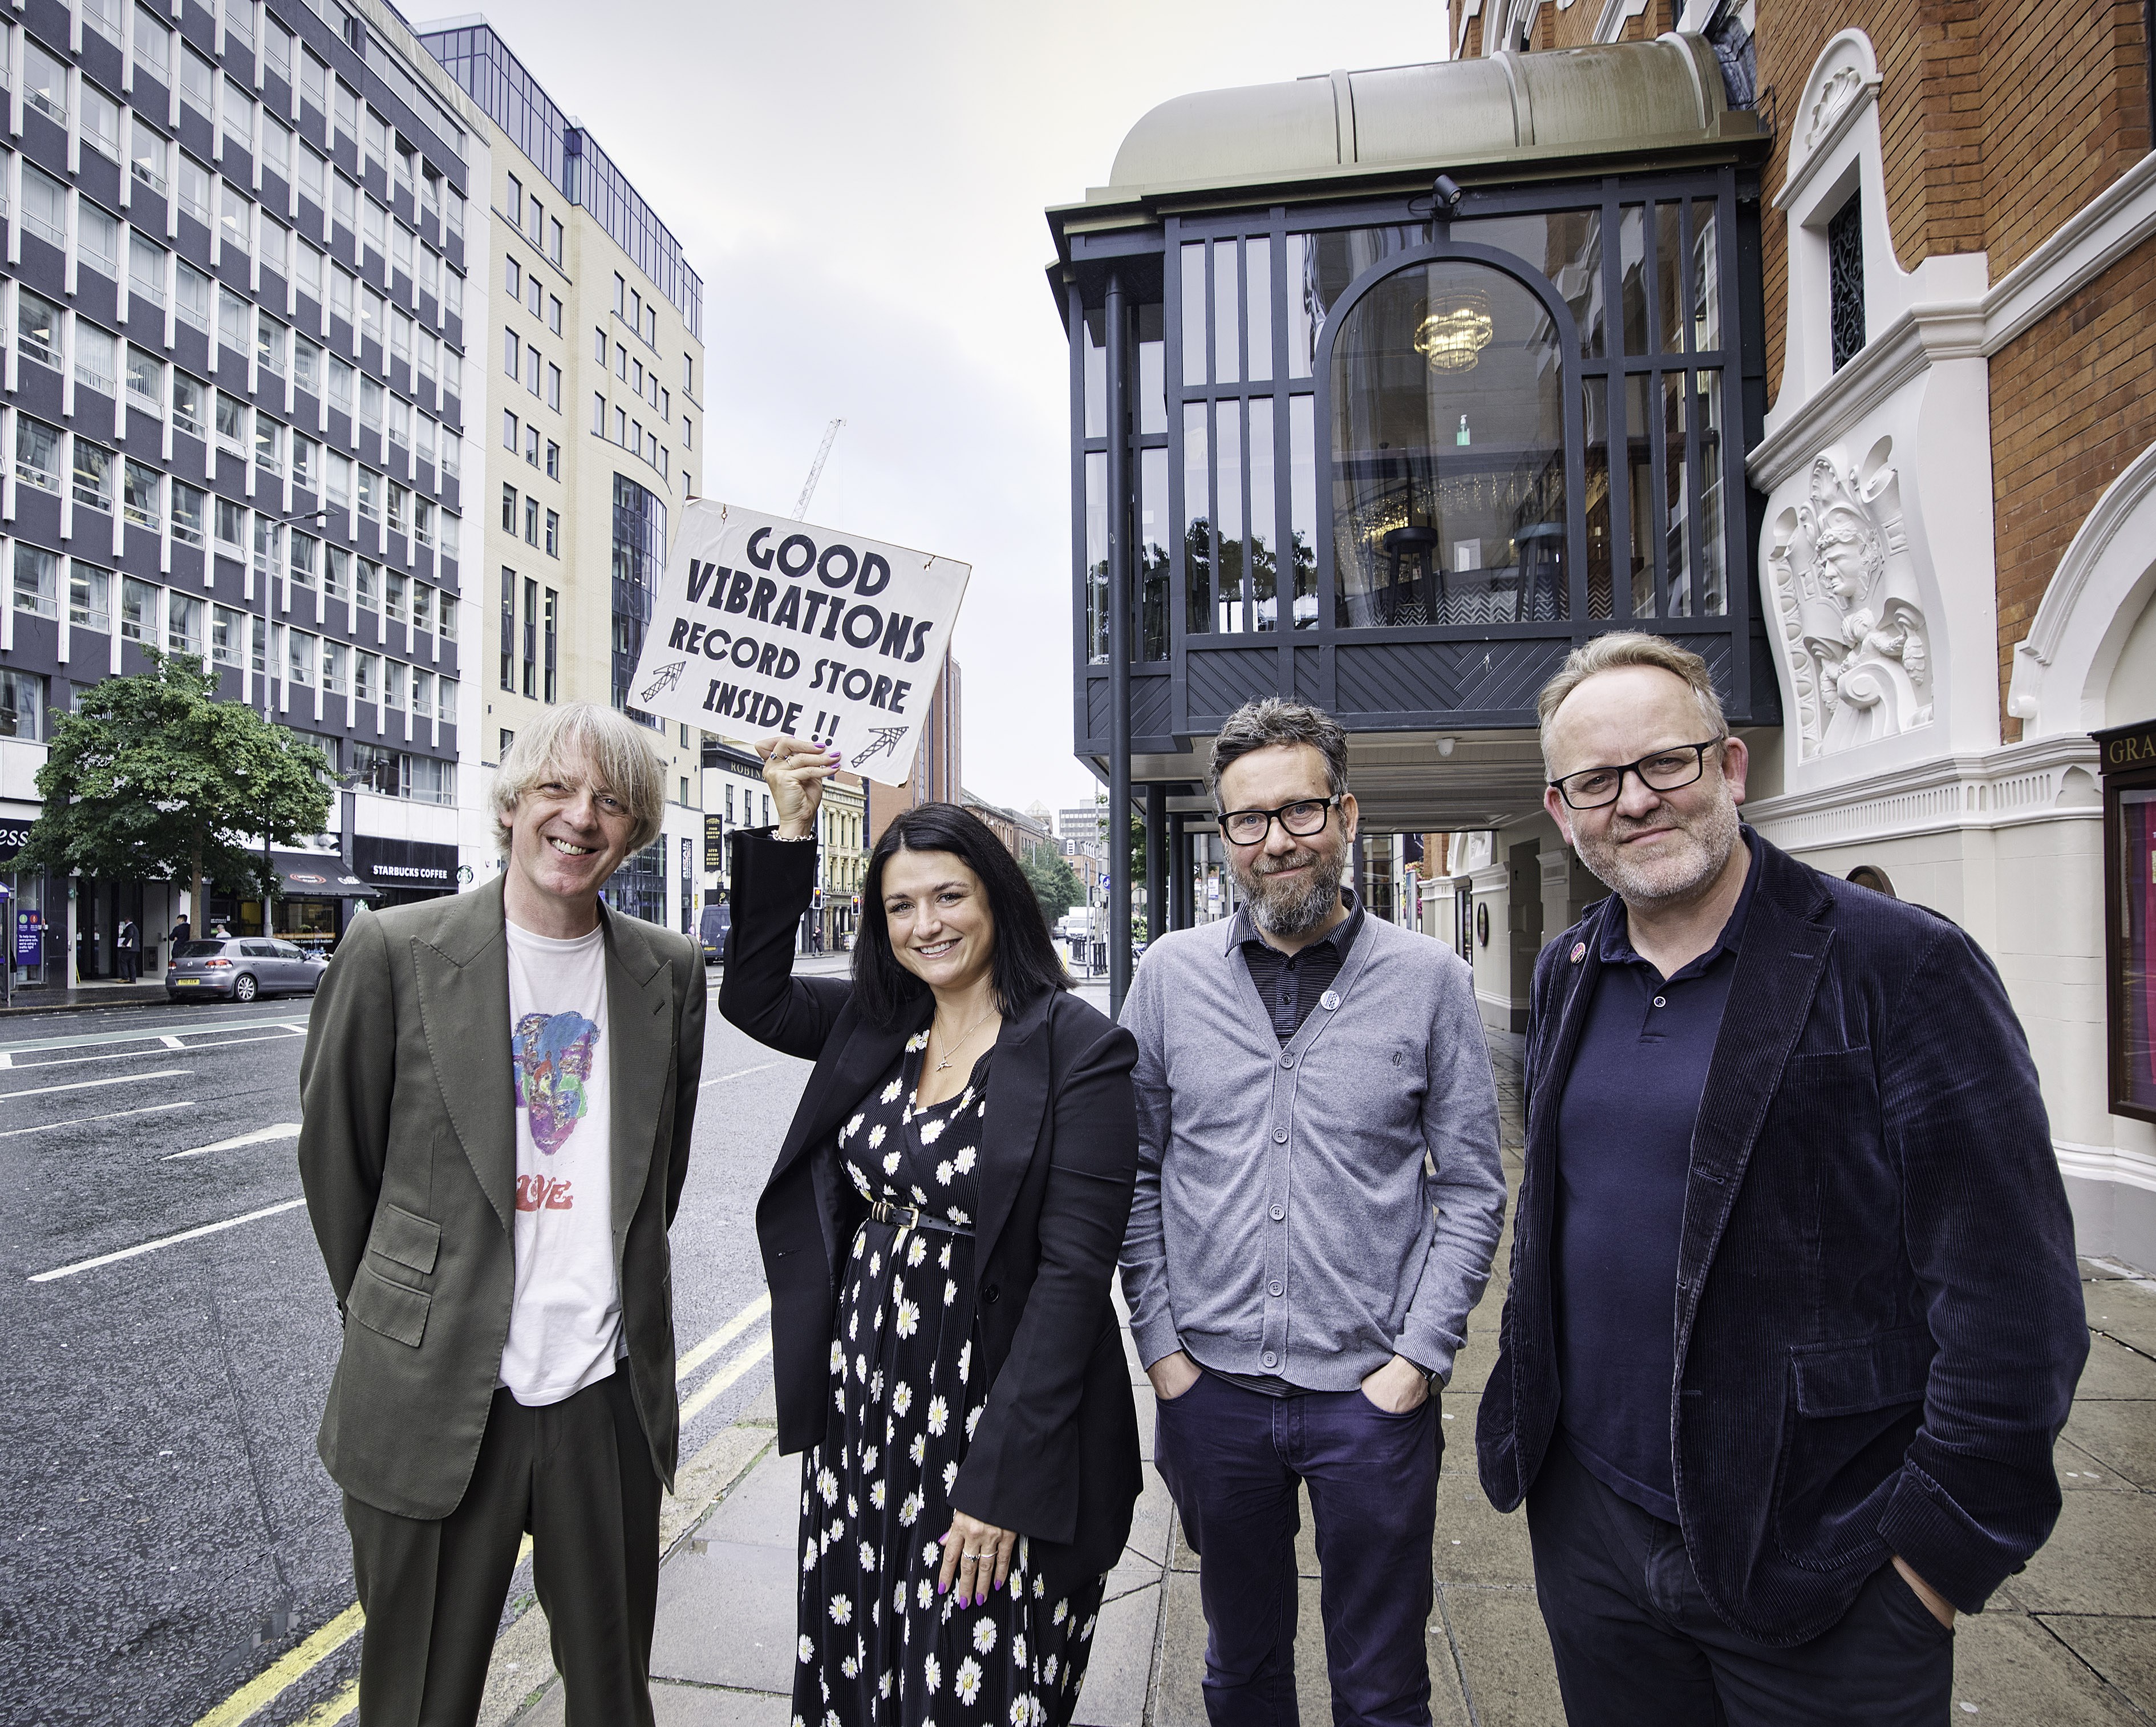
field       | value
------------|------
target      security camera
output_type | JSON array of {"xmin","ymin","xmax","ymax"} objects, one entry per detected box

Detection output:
[{"xmin": 1432, "ymin": 175, "xmax": 1464, "ymax": 218}]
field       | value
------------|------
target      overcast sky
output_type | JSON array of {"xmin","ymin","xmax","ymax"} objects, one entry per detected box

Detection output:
[{"xmin": 451, "ymin": 1, "xmax": 1449, "ymax": 814}]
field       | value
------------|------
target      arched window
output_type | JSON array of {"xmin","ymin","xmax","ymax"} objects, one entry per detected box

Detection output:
[{"xmin": 1330, "ymin": 259, "xmax": 1569, "ymax": 628}]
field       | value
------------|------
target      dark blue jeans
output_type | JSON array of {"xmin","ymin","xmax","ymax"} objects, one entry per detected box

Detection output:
[
  {"xmin": 1527, "ymin": 1438, "xmax": 1955, "ymax": 1726},
  {"xmin": 1153, "ymin": 1368, "xmax": 1442, "ymax": 1727}
]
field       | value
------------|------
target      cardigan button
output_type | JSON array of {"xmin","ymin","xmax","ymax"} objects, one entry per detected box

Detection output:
[
  {"xmin": 1280, "ymin": 1053, "xmax": 1295, "ymax": 1068},
  {"xmin": 1270, "ymin": 1204, "xmax": 1285, "ymax": 1221},
  {"xmin": 982, "ymin": 1284, "xmax": 1000, "ymax": 1303},
  {"xmin": 1272, "ymin": 1129, "xmax": 1288, "ymax": 1143},
  {"xmin": 1261, "ymin": 1350, "xmax": 1278, "ymax": 1368}
]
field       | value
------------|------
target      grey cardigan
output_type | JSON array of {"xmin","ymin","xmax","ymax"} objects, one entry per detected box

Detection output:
[{"xmin": 1118, "ymin": 910, "xmax": 1506, "ymax": 1390}]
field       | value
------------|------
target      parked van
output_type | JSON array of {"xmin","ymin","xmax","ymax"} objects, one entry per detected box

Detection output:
[{"xmin": 698, "ymin": 902, "xmax": 732, "ymax": 966}]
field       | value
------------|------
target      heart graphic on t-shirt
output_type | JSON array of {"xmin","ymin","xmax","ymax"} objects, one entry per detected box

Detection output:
[{"xmin": 512, "ymin": 1010, "xmax": 602, "ymax": 1155}]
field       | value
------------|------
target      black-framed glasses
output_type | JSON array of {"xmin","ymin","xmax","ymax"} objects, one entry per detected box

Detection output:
[
  {"xmin": 1548, "ymin": 740, "xmax": 1725, "ymax": 810},
  {"xmin": 1218, "ymin": 795, "xmax": 1342, "ymax": 846}
]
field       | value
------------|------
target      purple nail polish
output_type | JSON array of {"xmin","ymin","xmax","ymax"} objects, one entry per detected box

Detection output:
[{"xmin": 938, "ymin": 1581, "xmax": 947, "ymax": 1595}]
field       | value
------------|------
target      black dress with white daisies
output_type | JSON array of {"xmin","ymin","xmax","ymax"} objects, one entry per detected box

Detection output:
[{"xmin": 794, "ymin": 1030, "xmax": 1107, "ymax": 1727}]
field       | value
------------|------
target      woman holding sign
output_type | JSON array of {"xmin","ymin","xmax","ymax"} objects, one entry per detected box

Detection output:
[{"xmin": 721, "ymin": 736, "xmax": 1141, "ymax": 1727}]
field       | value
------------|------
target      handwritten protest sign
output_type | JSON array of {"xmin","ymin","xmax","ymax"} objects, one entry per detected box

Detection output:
[{"xmin": 625, "ymin": 501, "xmax": 971, "ymax": 787}]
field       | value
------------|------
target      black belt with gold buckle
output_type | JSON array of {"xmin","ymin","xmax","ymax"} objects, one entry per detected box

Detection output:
[{"xmin": 868, "ymin": 1199, "xmax": 973, "ymax": 1237}]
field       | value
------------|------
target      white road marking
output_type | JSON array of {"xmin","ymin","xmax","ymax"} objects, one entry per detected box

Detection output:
[
  {"xmin": 162, "ymin": 1123, "xmax": 303, "ymax": 1161},
  {"xmin": 6, "ymin": 1031, "xmax": 309, "ymax": 1073},
  {"xmin": 160, "ymin": 1036, "xmax": 186, "ymax": 1049},
  {"xmin": 677, "ymin": 1291, "xmax": 772, "ymax": 1377},
  {"xmin": 0, "ymin": 1018, "xmax": 308, "ymax": 1059},
  {"xmin": 699, "ymin": 1061, "xmax": 783, "ymax": 1088},
  {"xmin": 678, "ymin": 1329, "xmax": 774, "ymax": 1425},
  {"xmin": 0, "ymin": 1067, "xmax": 186, "ymax": 1100},
  {"xmin": 29, "ymin": 1195, "xmax": 307, "ymax": 1283},
  {"xmin": 0, "ymin": 1101, "xmax": 197, "ymax": 1139}
]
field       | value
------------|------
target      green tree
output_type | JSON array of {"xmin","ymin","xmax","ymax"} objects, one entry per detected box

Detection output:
[
  {"xmin": 1022, "ymin": 850, "xmax": 1083, "ymax": 928},
  {"xmin": 18, "ymin": 650, "xmax": 336, "ymax": 929}
]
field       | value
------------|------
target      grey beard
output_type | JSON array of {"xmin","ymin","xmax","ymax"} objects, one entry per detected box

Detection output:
[
  {"xmin": 1242, "ymin": 850, "xmax": 1347, "ymax": 937},
  {"xmin": 1575, "ymin": 785, "xmax": 1742, "ymax": 908}
]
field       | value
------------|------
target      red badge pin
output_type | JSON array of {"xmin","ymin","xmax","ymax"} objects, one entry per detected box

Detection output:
[{"xmin": 1570, "ymin": 942, "xmax": 1587, "ymax": 964}]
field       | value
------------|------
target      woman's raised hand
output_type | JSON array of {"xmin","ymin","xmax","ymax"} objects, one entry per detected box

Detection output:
[{"xmin": 758, "ymin": 735, "xmax": 842, "ymax": 839}]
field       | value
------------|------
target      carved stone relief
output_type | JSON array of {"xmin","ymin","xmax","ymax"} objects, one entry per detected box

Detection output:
[
  {"xmin": 1804, "ymin": 64, "xmax": 1865, "ymax": 151},
  {"xmin": 1767, "ymin": 438, "xmax": 1932, "ymax": 758}
]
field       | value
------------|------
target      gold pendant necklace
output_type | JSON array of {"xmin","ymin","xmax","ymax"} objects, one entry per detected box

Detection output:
[{"xmin": 931, "ymin": 1005, "xmax": 995, "ymax": 1073}]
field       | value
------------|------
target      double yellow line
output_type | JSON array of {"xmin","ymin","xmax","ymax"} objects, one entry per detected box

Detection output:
[{"xmin": 190, "ymin": 1291, "xmax": 774, "ymax": 1727}]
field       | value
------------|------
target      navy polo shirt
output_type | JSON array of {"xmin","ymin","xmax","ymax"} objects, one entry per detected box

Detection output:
[{"xmin": 1552, "ymin": 836, "xmax": 1757, "ymax": 1524}]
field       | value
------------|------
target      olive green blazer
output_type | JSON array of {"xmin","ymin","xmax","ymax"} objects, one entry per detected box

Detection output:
[{"xmin": 297, "ymin": 876, "xmax": 706, "ymax": 1519}]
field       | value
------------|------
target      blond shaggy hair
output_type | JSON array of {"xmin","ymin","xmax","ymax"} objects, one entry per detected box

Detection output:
[
  {"xmin": 1535, "ymin": 633, "xmax": 1728, "ymax": 771},
  {"xmin": 491, "ymin": 703, "xmax": 668, "ymax": 856}
]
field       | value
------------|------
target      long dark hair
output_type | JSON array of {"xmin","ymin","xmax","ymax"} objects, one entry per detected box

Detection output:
[{"xmin": 853, "ymin": 802, "xmax": 1071, "ymax": 1029}]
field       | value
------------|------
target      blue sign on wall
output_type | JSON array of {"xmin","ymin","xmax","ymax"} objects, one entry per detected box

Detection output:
[{"xmin": 15, "ymin": 909, "xmax": 42, "ymax": 969}]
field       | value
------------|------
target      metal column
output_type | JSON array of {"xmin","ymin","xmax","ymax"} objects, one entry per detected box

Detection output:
[
  {"xmin": 1171, "ymin": 816, "xmax": 1195, "ymax": 930},
  {"xmin": 1145, "ymin": 782, "xmax": 1168, "ymax": 948},
  {"xmin": 1105, "ymin": 276, "xmax": 1134, "ymax": 1016}
]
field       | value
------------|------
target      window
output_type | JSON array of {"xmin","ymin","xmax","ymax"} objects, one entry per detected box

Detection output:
[
  {"xmin": 81, "ymin": 84, "xmax": 122, "ymax": 163},
  {"xmin": 168, "ymin": 593, "xmax": 204, "ymax": 657},
  {"xmin": 176, "ymin": 261, "xmax": 213, "ymax": 329},
  {"xmin": 133, "ymin": 10, "xmax": 172, "ymax": 81},
  {"xmin": 257, "ymin": 317, "xmax": 289, "ymax": 379},
  {"xmin": 504, "ymin": 410, "xmax": 519, "ymax": 451},
  {"xmin": 120, "ymin": 576, "xmax": 159, "ymax": 643},
  {"xmin": 522, "ymin": 574, "xmax": 538, "ymax": 694},
  {"xmin": 504, "ymin": 327, "xmax": 519, "ymax": 378},
  {"xmin": 320, "ymin": 638, "xmax": 347, "ymax": 695},
  {"xmin": 388, "ymin": 222, "xmax": 414, "ymax": 282},
  {"xmin": 177, "ymin": 155, "xmax": 213, "ymax": 227},
  {"xmin": 11, "ymin": 545, "xmax": 59, "ymax": 620},
  {"xmin": 329, "ymin": 358, "xmax": 355, "ymax": 415},
  {"xmin": 684, "ymin": 416, "xmax": 694, "ymax": 452},
  {"xmin": 294, "ymin": 336, "xmax": 323, "ymax": 398},
  {"xmin": 439, "ymin": 593, "xmax": 456, "ymax": 642},
  {"xmin": 71, "ymin": 566, "xmax": 112, "ymax": 634},
  {"xmin": 524, "ymin": 496, "xmax": 540, "ymax": 545},
  {"xmin": 214, "ymin": 496, "xmax": 245, "ymax": 551},
  {"xmin": 131, "ymin": 126, "xmax": 170, "ymax": 197},
  {"xmin": 528, "ymin": 196, "xmax": 544, "ymax": 245},
  {"xmin": 332, "ymin": 174, "xmax": 356, "ymax": 236},
  {"xmin": 180, "ymin": 46, "xmax": 215, "ymax": 118},
  {"xmin": 355, "ymin": 652, "xmax": 378, "ymax": 703},
  {"xmin": 74, "ymin": 441, "xmax": 115, "ymax": 513},
  {"xmin": 330, "ymin": 266, "xmax": 354, "ymax": 326},
  {"xmin": 128, "ymin": 234, "xmax": 168, "ymax": 307},
  {"xmin": 388, "ymin": 482, "xmax": 410, "ymax": 538},
  {"xmin": 594, "ymin": 393, "xmax": 607, "ymax": 435},
  {"xmin": 76, "ymin": 326, "xmax": 121, "ymax": 404},
  {"xmin": 549, "ymin": 296, "xmax": 564, "ymax": 336},
  {"xmin": 389, "ymin": 397, "xmax": 411, "ymax": 452},
  {"xmin": 419, "ymin": 246, "xmax": 441, "ymax": 304},
  {"xmin": 288, "ymin": 629, "xmax": 316, "ymax": 686},
  {"xmin": 14, "ymin": 416, "xmax": 62, "ymax": 495},
  {"xmin": 1829, "ymin": 196, "xmax": 1865, "ymax": 373},
  {"xmin": 363, "ymin": 109, "xmax": 390, "ymax": 172},
  {"xmin": 617, "ymin": 343, "xmax": 628, "ymax": 381},
  {"xmin": 381, "ymin": 660, "xmax": 405, "ymax": 714},
  {"xmin": 446, "ymin": 184, "xmax": 466, "ymax": 240},
  {"xmin": 501, "ymin": 483, "xmax": 517, "ymax": 532},
  {"xmin": 500, "ymin": 572, "xmax": 517, "ymax": 689},
  {"xmin": 217, "ymin": 288, "xmax": 249, "ymax": 356},
  {"xmin": 550, "ymin": 219, "xmax": 564, "ymax": 265},
  {"xmin": 301, "ymin": 52, "xmax": 327, "ymax": 115},
  {"xmin": 254, "ymin": 515, "xmax": 283, "ymax": 579},
  {"xmin": 523, "ymin": 276, "xmax": 541, "ymax": 319},
  {"xmin": 613, "ymin": 273, "xmax": 626, "ymax": 315},
  {"xmin": 506, "ymin": 257, "xmax": 522, "ymax": 303},
  {"xmin": 683, "ymin": 354, "xmax": 695, "ymax": 394},
  {"xmin": 79, "ymin": 203, "xmax": 121, "ymax": 278},
  {"xmin": 548, "ymin": 364, "xmax": 563, "ymax": 412},
  {"xmin": 323, "ymin": 544, "xmax": 348, "ymax": 599},
  {"xmin": 356, "ymin": 467, "xmax": 381, "ymax": 522},
  {"xmin": 445, "ymin": 270, "xmax": 464, "ymax": 319},
  {"xmin": 545, "ymin": 441, "xmax": 561, "ymax": 479},
  {"xmin": 362, "ymin": 285, "xmax": 386, "ymax": 342},
  {"xmin": 615, "ymin": 406, "xmax": 627, "ymax": 444},
  {"xmin": 362, "ymin": 198, "xmax": 387, "ymax": 262},
  {"xmin": 595, "ymin": 327, "xmax": 608, "ymax": 364},
  {"xmin": 410, "ymin": 580, "xmax": 432, "ymax": 634},
  {"xmin": 355, "ymin": 559, "xmax": 380, "ymax": 612},
  {"xmin": 414, "ymin": 668, "xmax": 435, "ymax": 723},
  {"xmin": 23, "ymin": 37, "xmax": 68, "ymax": 126},
  {"xmin": 253, "ymin": 415, "xmax": 283, "ymax": 478},
  {"xmin": 525, "ymin": 346, "xmax": 541, "ymax": 397},
  {"xmin": 394, "ymin": 139, "xmax": 416, "ymax": 195},
  {"xmin": 525, "ymin": 426, "xmax": 540, "ymax": 467},
  {"xmin": 212, "ymin": 604, "xmax": 245, "ymax": 665},
  {"xmin": 544, "ymin": 589, "xmax": 559, "ymax": 701},
  {"xmin": 221, "ymin": 80, "xmax": 254, "ymax": 149},
  {"xmin": 123, "ymin": 459, "xmax": 161, "ymax": 529},
  {"xmin": 545, "ymin": 511, "xmax": 560, "ymax": 557},
  {"xmin": 0, "ymin": 670, "xmax": 48, "ymax": 742},
  {"xmin": 359, "ymin": 375, "xmax": 383, "ymax": 432},
  {"xmin": 14, "ymin": 293, "xmax": 60, "ymax": 372},
  {"xmin": 126, "ymin": 346, "xmax": 164, "ymax": 411},
  {"xmin": 171, "ymin": 483, "xmax": 205, "ymax": 546},
  {"xmin": 220, "ymin": 183, "xmax": 251, "ymax": 255},
  {"xmin": 16, "ymin": 163, "xmax": 62, "ymax": 249}
]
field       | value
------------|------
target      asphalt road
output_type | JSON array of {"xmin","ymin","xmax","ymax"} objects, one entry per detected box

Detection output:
[{"xmin": 0, "ymin": 965, "xmax": 824, "ymax": 1727}]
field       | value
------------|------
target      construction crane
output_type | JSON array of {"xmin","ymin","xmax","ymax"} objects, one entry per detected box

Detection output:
[{"xmin": 793, "ymin": 418, "xmax": 844, "ymax": 519}]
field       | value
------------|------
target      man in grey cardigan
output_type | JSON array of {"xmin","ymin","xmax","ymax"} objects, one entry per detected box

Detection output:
[{"xmin": 1121, "ymin": 698, "xmax": 1506, "ymax": 1727}]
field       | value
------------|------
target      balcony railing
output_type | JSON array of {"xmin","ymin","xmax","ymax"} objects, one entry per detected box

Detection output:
[
  {"xmin": 25, "ymin": 90, "xmax": 66, "ymax": 128},
  {"xmin": 17, "ymin": 333, "xmax": 60, "ymax": 372},
  {"xmin": 74, "ymin": 482, "xmax": 113, "ymax": 514},
  {"xmin": 172, "ymin": 519, "xmax": 205, "ymax": 548},
  {"xmin": 75, "ymin": 362, "xmax": 116, "ymax": 398},
  {"xmin": 15, "ymin": 459, "xmax": 60, "ymax": 495},
  {"xmin": 21, "ymin": 208, "xmax": 64, "ymax": 249},
  {"xmin": 133, "ymin": 160, "xmax": 169, "ymax": 196},
  {"xmin": 124, "ymin": 501, "xmax": 159, "ymax": 531}
]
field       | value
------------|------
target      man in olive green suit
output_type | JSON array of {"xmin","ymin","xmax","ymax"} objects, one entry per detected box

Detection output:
[{"xmin": 299, "ymin": 705, "xmax": 706, "ymax": 1727}]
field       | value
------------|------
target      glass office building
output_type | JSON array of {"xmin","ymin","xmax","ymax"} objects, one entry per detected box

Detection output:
[{"xmin": 0, "ymin": 0, "xmax": 472, "ymax": 978}]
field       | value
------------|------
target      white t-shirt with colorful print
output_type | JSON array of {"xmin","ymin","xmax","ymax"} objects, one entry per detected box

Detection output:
[{"xmin": 498, "ymin": 918, "xmax": 619, "ymax": 1406}]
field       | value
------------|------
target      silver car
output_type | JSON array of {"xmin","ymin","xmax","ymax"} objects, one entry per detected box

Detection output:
[{"xmin": 165, "ymin": 937, "xmax": 329, "ymax": 1002}]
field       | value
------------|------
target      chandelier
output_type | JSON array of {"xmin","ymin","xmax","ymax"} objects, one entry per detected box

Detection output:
[{"xmin": 1415, "ymin": 291, "xmax": 1494, "ymax": 372}]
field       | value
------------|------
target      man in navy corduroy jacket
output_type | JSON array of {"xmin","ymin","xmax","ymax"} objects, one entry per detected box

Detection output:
[{"xmin": 1478, "ymin": 633, "xmax": 2086, "ymax": 1726}]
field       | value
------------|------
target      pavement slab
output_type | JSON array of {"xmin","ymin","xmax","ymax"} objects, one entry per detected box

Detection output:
[
  {"xmin": 2076, "ymin": 1330, "xmax": 2156, "ymax": 1400},
  {"xmin": 1948, "ymin": 1610, "xmax": 2143, "ymax": 1725},
  {"xmin": 2005, "ymin": 1489, "xmax": 2156, "ymax": 1616},
  {"xmin": 2059, "ymin": 1397, "xmax": 2156, "ymax": 1489},
  {"xmin": 2041, "ymin": 1614, "xmax": 2156, "ymax": 1718},
  {"xmin": 1438, "ymin": 1585, "xmax": 1565, "ymax": 1727},
  {"xmin": 2084, "ymin": 1277, "xmax": 2156, "ymax": 1357}
]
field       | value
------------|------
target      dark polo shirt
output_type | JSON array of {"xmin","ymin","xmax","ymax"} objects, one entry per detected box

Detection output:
[
  {"xmin": 1234, "ymin": 889, "xmax": 1367, "ymax": 1045},
  {"xmin": 1553, "ymin": 837, "xmax": 1758, "ymax": 1523}
]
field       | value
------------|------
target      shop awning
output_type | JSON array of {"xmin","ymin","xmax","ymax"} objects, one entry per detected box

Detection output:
[{"xmin": 272, "ymin": 854, "xmax": 380, "ymax": 898}]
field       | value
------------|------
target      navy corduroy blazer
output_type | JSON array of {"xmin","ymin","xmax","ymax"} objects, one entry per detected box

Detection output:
[{"xmin": 1476, "ymin": 830, "xmax": 2088, "ymax": 1643}]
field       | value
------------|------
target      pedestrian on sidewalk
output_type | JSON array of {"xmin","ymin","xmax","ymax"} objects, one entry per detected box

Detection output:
[
  {"xmin": 1119, "ymin": 697, "xmax": 1507, "ymax": 1727},
  {"xmin": 1478, "ymin": 634, "xmax": 2088, "ymax": 1726},
  {"xmin": 171, "ymin": 913, "xmax": 191, "ymax": 948},
  {"xmin": 115, "ymin": 916, "xmax": 140, "ymax": 982},
  {"xmin": 723, "ymin": 737, "xmax": 1142, "ymax": 1727},
  {"xmin": 297, "ymin": 703, "xmax": 706, "ymax": 1727}
]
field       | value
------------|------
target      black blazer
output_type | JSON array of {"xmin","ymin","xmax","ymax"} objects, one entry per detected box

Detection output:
[
  {"xmin": 1477, "ymin": 831, "xmax": 2088, "ymax": 1644},
  {"xmin": 720, "ymin": 831, "xmax": 1143, "ymax": 1580}
]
